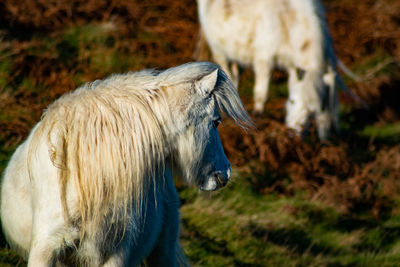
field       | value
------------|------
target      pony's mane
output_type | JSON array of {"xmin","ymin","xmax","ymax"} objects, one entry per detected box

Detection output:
[
  {"xmin": 159, "ymin": 61, "xmax": 253, "ymax": 129},
  {"xmin": 30, "ymin": 70, "xmax": 170, "ymax": 241},
  {"xmin": 28, "ymin": 61, "xmax": 251, "ymax": 241}
]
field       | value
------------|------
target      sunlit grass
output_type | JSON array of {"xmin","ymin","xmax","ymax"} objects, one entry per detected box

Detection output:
[
  {"xmin": 361, "ymin": 123, "xmax": 400, "ymax": 143},
  {"xmin": 180, "ymin": 171, "xmax": 400, "ymax": 267}
]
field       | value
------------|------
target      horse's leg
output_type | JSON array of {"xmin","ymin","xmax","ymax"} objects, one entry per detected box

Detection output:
[
  {"xmin": 146, "ymin": 204, "xmax": 180, "ymax": 267},
  {"xmin": 231, "ymin": 62, "xmax": 239, "ymax": 89},
  {"xmin": 1, "ymin": 141, "xmax": 33, "ymax": 259},
  {"xmin": 194, "ymin": 29, "xmax": 209, "ymax": 61},
  {"xmin": 288, "ymin": 67, "xmax": 299, "ymax": 89},
  {"xmin": 303, "ymin": 70, "xmax": 328, "ymax": 139},
  {"xmin": 211, "ymin": 49, "xmax": 234, "ymax": 82},
  {"xmin": 175, "ymin": 243, "xmax": 190, "ymax": 267},
  {"xmin": 146, "ymin": 172, "xmax": 182, "ymax": 267},
  {"xmin": 27, "ymin": 201, "xmax": 70, "ymax": 267},
  {"xmin": 285, "ymin": 68, "xmax": 308, "ymax": 134},
  {"xmin": 253, "ymin": 58, "xmax": 273, "ymax": 114},
  {"xmin": 27, "ymin": 238, "xmax": 57, "ymax": 267},
  {"xmin": 319, "ymin": 64, "xmax": 339, "ymax": 138},
  {"xmin": 29, "ymin": 231, "xmax": 78, "ymax": 267},
  {"xmin": 27, "ymin": 223, "xmax": 68, "ymax": 267},
  {"xmin": 27, "ymin": 134, "xmax": 73, "ymax": 267}
]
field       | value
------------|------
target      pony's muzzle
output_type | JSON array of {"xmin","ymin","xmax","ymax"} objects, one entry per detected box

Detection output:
[{"xmin": 201, "ymin": 168, "xmax": 231, "ymax": 191}]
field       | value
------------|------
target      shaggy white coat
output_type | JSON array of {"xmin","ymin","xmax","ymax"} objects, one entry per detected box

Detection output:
[
  {"xmin": 197, "ymin": 0, "xmax": 341, "ymax": 139},
  {"xmin": 1, "ymin": 61, "xmax": 252, "ymax": 266}
]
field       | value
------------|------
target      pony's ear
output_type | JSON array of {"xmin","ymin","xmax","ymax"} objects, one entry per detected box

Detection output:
[{"xmin": 195, "ymin": 69, "xmax": 219, "ymax": 96}]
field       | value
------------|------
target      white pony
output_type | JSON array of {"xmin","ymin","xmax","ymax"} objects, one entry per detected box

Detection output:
[
  {"xmin": 0, "ymin": 61, "xmax": 252, "ymax": 266},
  {"xmin": 197, "ymin": 0, "xmax": 349, "ymax": 139}
]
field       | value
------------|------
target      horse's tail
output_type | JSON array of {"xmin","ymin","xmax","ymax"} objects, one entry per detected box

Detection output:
[
  {"xmin": 334, "ymin": 65, "xmax": 368, "ymax": 109},
  {"xmin": 337, "ymin": 59, "xmax": 361, "ymax": 82}
]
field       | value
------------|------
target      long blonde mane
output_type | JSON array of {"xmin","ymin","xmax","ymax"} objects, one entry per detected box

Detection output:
[
  {"xmin": 29, "ymin": 71, "xmax": 171, "ymax": 240},
  {"xmin": 28, "ymin": 62, "xmax": 252, "ymax": 241}
]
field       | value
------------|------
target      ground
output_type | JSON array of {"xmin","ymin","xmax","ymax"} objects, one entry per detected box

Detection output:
[{"xmin": 0, "ymin": 0, "xmax": 399, "ymax": 266}]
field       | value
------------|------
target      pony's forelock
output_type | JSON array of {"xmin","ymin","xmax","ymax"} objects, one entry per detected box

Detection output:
[
  {"xmin": 159, "ymin": 61, "xmax": 253, "ymax": 129},
  {"xmin": 212, "ymin": 68, "xmax": 254, "ymax": 130}
]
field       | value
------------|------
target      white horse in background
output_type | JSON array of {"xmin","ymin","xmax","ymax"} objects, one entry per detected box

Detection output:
[
  {"xmin": 1, "ymin": 61, "xmax": 252, "ymax": 266},
  {"xmin": 197, "ymin": 0, "xmax": 352, "ymax": 139}
]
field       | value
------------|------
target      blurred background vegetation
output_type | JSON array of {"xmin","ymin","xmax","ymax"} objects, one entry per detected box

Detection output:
[{"xmin": 0, "ymin": 0, "xmax": 400, "ymax": 266}]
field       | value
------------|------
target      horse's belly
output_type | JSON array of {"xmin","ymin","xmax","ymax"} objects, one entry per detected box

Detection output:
[
  {"xmin": 203, "ymin": 14, "xmax": 257, "ymax": 65},
  {"xmin": 1, "ymin": 141, "xmax": 33, "ymax": 259}
]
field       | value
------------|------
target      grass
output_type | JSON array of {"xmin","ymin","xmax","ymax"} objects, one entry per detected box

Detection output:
[
  {"xmin": 179, "ymin": 170, "xmax": 400, "ymax": 266},
  {"xmin": 0, "ymin": 250, "xmax": 25, "ymax": 267},
  {"xmin": 361, "ymin": 123, "xmax": 400, "ymax": 143}
]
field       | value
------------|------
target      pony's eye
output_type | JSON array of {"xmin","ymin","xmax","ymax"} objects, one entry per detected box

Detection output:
[{"xmin": 213, "ymin": 118, "xmax": 221, "ymax": 128}]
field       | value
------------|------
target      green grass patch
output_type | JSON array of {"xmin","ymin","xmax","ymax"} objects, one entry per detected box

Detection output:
[
  {"xmin": 89, "ymin": 48, "xmax": 144, "ymax": 75},
  {"xmin": 351, "ymin": 50, "xmax": 395, "ymax": 80},
  {"xmin": 0, "ymin": 57, "xmax": 12, "ymax": 89},
  {"xmin": 180, "ymin": 170, "xmax": 400, "ymax": 266},
  {"xmin": 360, "ymin": 123, "xmax": 400, "ymax": 143}
]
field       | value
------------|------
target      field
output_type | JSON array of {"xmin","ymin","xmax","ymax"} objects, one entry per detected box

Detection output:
[{"xmin": 0, "ymin": 0, "xmax": 400, "ymax": 266}]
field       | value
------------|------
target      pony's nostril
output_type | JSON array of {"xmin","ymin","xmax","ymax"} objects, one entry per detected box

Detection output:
[
  {"xmin": 215, "ymin": 172, "xmax": 229, "ymax": 187},
  {"xmin": 219, "ymin": 177, "xmax": 228, "ymax": 186}
]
